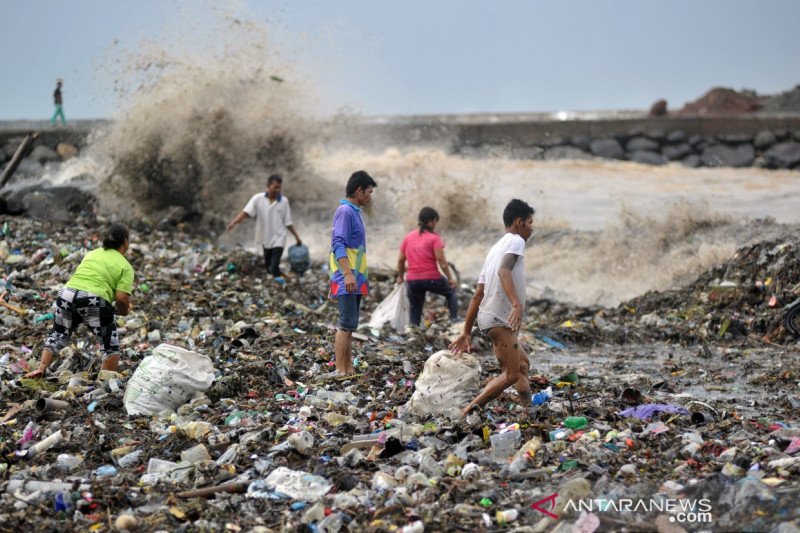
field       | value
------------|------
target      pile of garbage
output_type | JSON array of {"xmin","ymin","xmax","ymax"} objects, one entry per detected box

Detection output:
[
  {"xmin": 1, "ymin": 214, "xmax": 799, "ymax": 531},
  {"xmin": 532, "ymin": 236, "xmax": 800, "ymax": 349}
]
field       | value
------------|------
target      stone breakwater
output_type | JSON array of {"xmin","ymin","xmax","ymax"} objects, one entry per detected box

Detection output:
[
  {"xmin": 346, "ymin": 113, "xmax": 800, "ymax": 170},
  {"xmin": 3, "ymin": 115, "xmax": 800, "ymax": 181},
  {"xmin": 459, "ymin": 125, "xmax": 800, "ymax": 169}
]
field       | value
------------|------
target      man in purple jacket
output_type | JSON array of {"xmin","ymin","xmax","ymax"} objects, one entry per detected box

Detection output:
[{"xmin": 329, "ymin": 170, "xmax": 378, "ymax": 375}]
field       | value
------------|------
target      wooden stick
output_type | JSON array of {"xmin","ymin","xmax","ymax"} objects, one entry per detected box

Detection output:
[
  {"xmin": 0, "ymin": 133, "xmax": 38, "ymax": 191},
  {"xmin": 176, "ymin": 481, "xmax": 250, "ymax": 499},
  {"xmin": 0, "ymin": 292, "xmax": 26, "ymax": 315}
]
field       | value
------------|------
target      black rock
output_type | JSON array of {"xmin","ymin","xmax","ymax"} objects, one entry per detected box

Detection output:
[
  {"xmin": 589, "ymin": 138, "xmax": 624, "ymax": 159},
  {"xmin": 764, "ymin": 141, "xmax": 800, "ymax": 169},
  {"xmin": 753, "ymin": 130, "xmax": 777, "ymax": 150},
  {"xmin": 665, "ymin": 130, "xmax": 687, "ymax": 144},
  {"xmin": 682, "ymin": 154, "xmax": 701, "ymax": 168},
  {"xmin": 687, "ymin": 134, "xmax": 704, "ymax": 147},
  {"xmin": 569, "ymin": 135, "xmax": 592, "ymax": 151},
  {"xmin": 774, "ymin": 128, "xmax": 790, "ymax": 141},
  {"xmin": 629, "ymin": 150, "xmax": 667, "ymax": 166},
  {"xmin": 0, "ymin": 185, "xmax": 96, "ymax": 222},
  {"xmin": 625, "ymin": 136, "xmax": 660, "ymax": 152},
  {"xmin": 700, "ymin": 144, "xmax": 755, "ymax": 167},
  {"xmin": 662, "ymin": 143, "xmax": 693, "ymax": 161}
]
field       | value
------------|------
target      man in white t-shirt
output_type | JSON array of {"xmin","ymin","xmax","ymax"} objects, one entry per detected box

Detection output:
[
  {"xmin": 227, "ymin": 174, "xmax": 302, "ymax": 284},
  {"xmin": 450, "ymin": 199, "xmax": 535, "ymax": 417}
]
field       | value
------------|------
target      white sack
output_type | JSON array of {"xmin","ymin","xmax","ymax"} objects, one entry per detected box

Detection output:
[
  {"xmin": 404, "ymin": 350, "xmax": 481, "ymax": 419},
  {"xmin": 123, "ymin": 343, "xmax": 215, "ymax": 416},
  {"xmin": 368, "ymin": 283, "xmax": 410, "ymax": 331},
  {"xmin": 252, "ymin": 467, "xmax": 331, "ymax": 501}
]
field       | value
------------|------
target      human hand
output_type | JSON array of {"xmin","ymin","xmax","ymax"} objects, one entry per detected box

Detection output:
[
  {"xmin": 449, "ymin": 332, "xmax": 472, "ymax": 354},
  {"xmin": 344, "ymin": 271, "xmax": 357, "ymax": 293},
  {"xmin": 296, "ymin": 239, "xmax": 302, "ymax": 246},
  {"xmin": 226, "ymin": 222, "xmax": 235, "ymax": 233},
  {"xmin": 396, "ymin": 274, "xmax": 404, "ymax": 284},
  {"xmin": 448, "ymin": 277, "xmax": 457, "ymax": 289},
  {"xmin": 508, "ymin": 303, "xmax": 522, "ymax": 331}
]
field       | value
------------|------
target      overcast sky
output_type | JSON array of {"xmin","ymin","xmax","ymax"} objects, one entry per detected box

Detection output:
[{"xmin": 1, "ymin": 0, "xmax": 798, "ymax": 119}]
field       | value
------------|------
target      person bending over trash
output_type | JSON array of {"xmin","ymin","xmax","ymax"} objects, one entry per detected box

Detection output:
[
  {"xmin": 24, "ymin": 224, "xmax": 134, "ymax": 378},
  {"xmin": 449, "ymin": 199, "xmax": 535, "ymax": 417},
  {"xmin": 329, "ymin": 170, "xmax": 377, "ymax": 375},
  {"xmin": 396, "ymin": 207, "xmax": 458, "ymax": 326},
  {"xmin": 227, "ymin": 173, "xmax": 302, "ymax": 286}
]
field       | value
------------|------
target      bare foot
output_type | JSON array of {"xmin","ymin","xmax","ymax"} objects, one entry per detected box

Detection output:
[{"xmin": 23, "ymin": 369, "xmax": 44, "ymax": 379}]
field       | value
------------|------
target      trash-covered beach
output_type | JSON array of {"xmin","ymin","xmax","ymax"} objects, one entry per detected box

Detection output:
[
  {"xmin": 1, "ymin": 212, "xmax": 799, "ymax": 532},
  {"xmin": 2, "ymin": 12, "xmax": 800, "ymax": 529}
]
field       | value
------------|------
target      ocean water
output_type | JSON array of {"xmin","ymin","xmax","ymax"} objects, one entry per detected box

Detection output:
[{"xmin": 299, "ymin": 150, "xmax": 800, "ymax": 307}]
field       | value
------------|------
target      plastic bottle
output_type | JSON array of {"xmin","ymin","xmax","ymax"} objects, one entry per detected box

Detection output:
[
  {"xmin": 55, "ymin": 454, "xmax": 84, "ymax": 472},
  {"xmin": 94, "ymin": 465, "xmax": 118, "ymax": 478},
  {"xmin": 548, "ymin": 428, "xmax": 573, "ymax": 441},
  {"xmin": 496, "ymin": 509, "xmax": 519, "ymax": 525},
  {"xmin": 490, "ymin": 430, "xmax": 521, "ymax": 463},
  {"xmin": 532, "ymin": 386, "xmax": 552, "ymax": 406},
  {"xmin": 563, "ymin": 416, "xmax": 588, "ymax": 430},
  {"xmin": 507, "ymin": 437, "xmax": 543, "ymax": 474},
  {"xmin": 117, "ymin": 450, "xmax": 144, "ymax": 468}
]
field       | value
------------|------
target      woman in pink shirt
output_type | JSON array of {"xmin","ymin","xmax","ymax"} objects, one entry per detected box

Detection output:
[{"xmin": 396, "ymin": 207, "xmax": 458, "ymax": 326}]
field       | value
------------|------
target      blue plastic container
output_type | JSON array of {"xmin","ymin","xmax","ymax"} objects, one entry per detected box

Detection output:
[{"xmin": 288, "ymin": 244, "xmax": 310, "ymax": 275}]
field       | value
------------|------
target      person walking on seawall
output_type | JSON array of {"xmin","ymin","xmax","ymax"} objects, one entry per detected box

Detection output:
[
  {"xmin": 449, "ymin": 199, "xmax": 536, "ymax": 417},
  {"xmin": 24, "ymin": 224, "xmax": 134, "ymax": 378},
  {"xmin": 396, "ymin": 207, "xmax": 458, "ymax": 326},
  {"xmin": 329, "ymin": 170, "xmax": 378, "ymax": 375},
  {"xmin": 227, "ymin": 174, "xmax": 302, "ymax": 285},
  {"xmin": 51, "ymin": 79, "xmax": 66, "ymax": 126}
]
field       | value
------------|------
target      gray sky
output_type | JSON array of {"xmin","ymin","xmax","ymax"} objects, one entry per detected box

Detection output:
[{"xmin": 1, "ymin": 0, "xmax": 798, "ymax": 119}]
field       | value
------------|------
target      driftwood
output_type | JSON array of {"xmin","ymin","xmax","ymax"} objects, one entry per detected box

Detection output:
[
  {"xmin": 0, "ymin": 291, "xmax": 25, "ymax": 315},
  {"xmin": 176, "ymin": 481, "xmax": 250, "ymax": 499},
  {"xmin": 0, "ymin": 132, "xmax": 38, "ymax": 191}
]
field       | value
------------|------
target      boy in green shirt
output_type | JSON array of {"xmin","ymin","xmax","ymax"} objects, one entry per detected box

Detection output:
[{"xmin": 25, "ymin": 224, "xmax": 134, "ymax": 378}]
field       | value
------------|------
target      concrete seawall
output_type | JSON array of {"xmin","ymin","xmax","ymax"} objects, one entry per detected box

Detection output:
[
  {"xmin": 340, "ymin": 112, "xmax": 800, "ymax": 150},
  {"xmin": 3, "ymin": 112, "xmax": 800, "ymax": 153}
]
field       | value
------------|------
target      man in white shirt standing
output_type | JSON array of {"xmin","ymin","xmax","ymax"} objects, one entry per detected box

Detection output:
[
  {"xmin": 450, "ymin": 199, "xmax": 535, "ymax": 417},
  {"xmin": 227, "ymin": 174, "xmax": 302, "ymax": 284}
]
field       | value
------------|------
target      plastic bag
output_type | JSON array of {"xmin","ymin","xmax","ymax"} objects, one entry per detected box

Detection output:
[
  {"xmin": 368, "ymin": 283, "xmax": 410, "ymax": 331},
  {"xmin": 248, "ymin": 467, "xmax": 332, "ymax": 501},
  {"xmin": 403, "ymin": 350, "xmax": 481, "ymax": 419},
  {"xmin": 123, "ymin": 344, "xmax": 216, "ymax": 415}
]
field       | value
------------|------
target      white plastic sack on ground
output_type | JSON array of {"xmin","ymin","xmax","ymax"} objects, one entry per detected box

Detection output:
[
  {"xmin": 368, "ymin": 283, "xmax": 410, "ymax": 331},
  {"xmin": 249, "ymin": 466, "xmax": 332, "ymax": 501},
  {"xmin": 123, "ymin": 343, "xmax": 215, "ymax": 416},
  {"xmin": 404, "ymin": 350, "xmax": 481, "ymax": 419}
]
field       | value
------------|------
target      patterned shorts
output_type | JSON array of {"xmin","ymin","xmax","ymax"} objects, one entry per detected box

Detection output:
[
  {"xmin": 44, "ymin": 287, "xmax": 120, "ymax": 359},
  {"xmin": 476, "ymin": 312, "xmax": 511, "ymax": 335}
]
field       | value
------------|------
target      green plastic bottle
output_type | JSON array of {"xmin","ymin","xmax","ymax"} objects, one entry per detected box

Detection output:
[{"xmin": 563, "ymin": 416, "xmax": 588, "ymax": 430}]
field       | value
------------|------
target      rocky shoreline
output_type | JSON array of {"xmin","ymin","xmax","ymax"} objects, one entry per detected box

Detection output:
[{"xmin": 456, "ymin": 125, "xmax": 800, "ymax": 169}]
